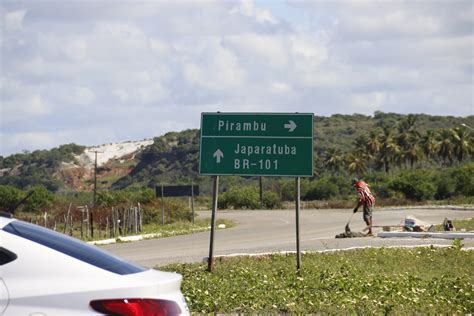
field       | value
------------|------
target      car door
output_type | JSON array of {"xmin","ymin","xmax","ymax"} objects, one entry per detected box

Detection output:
[
  {"xmin": 1, "ymin": 246, "xmax": 18, "ymax": 314},
  {"xmin": 0, "ymin": 278, "xmax": 9, "ymax": 314}
]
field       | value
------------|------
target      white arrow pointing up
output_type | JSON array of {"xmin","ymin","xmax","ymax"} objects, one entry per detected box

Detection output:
[
  {"xmin": 213, "ymin": 149, "xmax": 224, "ymax": 163},
  {"xmin": 284, "ymin": 120, "xmax": 297, "ymax": 132}
]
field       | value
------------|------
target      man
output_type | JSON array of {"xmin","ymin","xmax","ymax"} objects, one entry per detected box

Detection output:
[{"xmin": 352, "ymin": 178, "xmax": 375, "ymax": 236}]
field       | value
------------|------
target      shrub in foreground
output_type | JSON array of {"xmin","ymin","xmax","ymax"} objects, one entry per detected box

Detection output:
[{"xmin": 162, "ymin": 247, "xmax": 473, "ymax": 314}]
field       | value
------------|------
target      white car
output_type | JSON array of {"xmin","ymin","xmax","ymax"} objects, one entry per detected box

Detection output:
[{"xmin": 0, "ymin": 213, "xmax": 189, "ymax": 315}]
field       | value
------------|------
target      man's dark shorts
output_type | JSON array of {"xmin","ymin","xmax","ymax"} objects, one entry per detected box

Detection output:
[{"xmin": 363, "ymin": 204, "xmax": 373, "ymax": 222}]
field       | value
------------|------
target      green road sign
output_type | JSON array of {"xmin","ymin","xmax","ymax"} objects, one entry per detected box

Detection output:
[{"xmin": 199, "ymin": 112, "xmax": 314, "ymax": 177}]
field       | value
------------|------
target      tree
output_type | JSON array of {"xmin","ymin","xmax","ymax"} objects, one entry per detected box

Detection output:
[
  {"xmin": 378, "ymin": 127, "xmax": 401, "ymax": 173},
  {"xmin": 324, "ymin": 148, "xmax": 345, "ymax": 174},
  {"xmin": 404, "ymin": 131, "xmax": 424, "ymax": 169},
  {"xmin": 421, "ymin": 130, "xmax": 440, "ymax": 162},
  {"xmin": 345, "ymin": 153, "xmax": 367, "ymax": 175},
  {"xmin": 396, "ymin": 115, "xmax": 423, "ymax": 169},
  {"xmin": 451, "ymin": 127, "xmax": 471, "ymax": 163},
  {"xmin": 366, "ymin": 130, "xmax": 382, "ymax": 156},
  {"xmin": 0, "ymin": 185, "xmax": 24, "ymax": 212},
  {"xmin": 22, "ymin": 186, "xmax": 55, "ymax": 213},
  {"xmin": 438, "ymin": 129, "xmax": 454, "ymax": 165}
]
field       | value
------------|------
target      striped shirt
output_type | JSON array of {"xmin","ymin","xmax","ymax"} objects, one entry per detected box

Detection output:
[{"xmin": 355, "ymin": 181, "xmax": 375, "ymax": 207}]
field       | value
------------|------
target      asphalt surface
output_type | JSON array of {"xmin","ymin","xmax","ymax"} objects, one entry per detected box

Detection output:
[{"xmin": 101, "ymin": 207, "xmax": 474, "ymax": 267}]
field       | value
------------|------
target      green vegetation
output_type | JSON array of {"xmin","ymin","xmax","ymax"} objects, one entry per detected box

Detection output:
[
  {"xmin": 218, "ymin": 187, "xmax": 282, "ymax": 209},
  {"xmin": 115, "ymin": 113, "xmax": 473, "ymax": 207},
  {"xmin": 434, "ymin": 217, "xmax": 474, "ymax": 232},
  {"xmin": 140, "ymin": 218, "xmax": 234, "ymax": 235},
  {"xmin": 117, "ymin": 113, "xmax": 473, "ymax": 195},
  {"xmin": 0, "ymin": 185, "xmax": 55, "ymax": 213},
  {"xmin": 80, "ymin": 219, "xmax": 234, "ymax": 242},
  {"xmin": 1, "ymin": 113, "xmax": 472, "ymax": 208},
  {"xmin": 453, "ymin": 218, "xmax": 474, "ymax": 231},
  {"xmin": 0, "ymin": 143, "xmax": 85, "ymax": 190},
  {"xmin": 162, "ymin": 247, "xmax": 473, "ymax": 314},
  {"xmin": 4, "ymin": 186, "xmax": 206, "ymax": 242},
  {"xmin": 112, "ymin": 129, "xmax": 200, "ymax": 190}
]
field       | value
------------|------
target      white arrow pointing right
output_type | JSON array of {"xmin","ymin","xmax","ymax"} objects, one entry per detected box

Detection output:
[
  {"xmin": 284, "ymin": 120, "xmax": 297, "ymax": 132},
  {"xmin": 213, "ymin": 149, "xmax": 224, "ymax": 163}
]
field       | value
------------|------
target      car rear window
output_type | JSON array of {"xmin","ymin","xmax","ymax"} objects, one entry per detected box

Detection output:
[{"xmin": 3, "ymin": 221, "xmax": 146, "ymax": 275}]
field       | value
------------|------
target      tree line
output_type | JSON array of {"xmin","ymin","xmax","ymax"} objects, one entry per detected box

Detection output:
[
  {"xmin": 0, "ymin": 113, "xmax": 471, "ymax": 197},
  {"xmin": 321, "ymin": 115, "xmax": 471, "ymax": 176}
]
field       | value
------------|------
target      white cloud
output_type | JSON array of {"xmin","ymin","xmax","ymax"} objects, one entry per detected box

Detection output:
[
  {"xmin": 234, "ymin": 0, "xmax": 278, "ymax": 25},
  {"xmin": 74, "ymin": 87, "xmax": 95, "ymax": 105},
  {"xmin": 225, "ymin": 33, "xmax": 290, "ymax": 70},
  {"xmin": 270, "ymin": 82, "xmax": 291, "ymax": 94},
  {"xmin": 0, "ymin": 0, "xmax": 472, "ymax": 156},
  {"xmin": 351, "ymin": 92, "xmax": 387, "ymax": 111},
  {"xmin": 2, "ymin": 94, "xmax": 51, "ymax": 123},
  {"xmin": 1, "ymin": 131, "xmax": 54, "ymax": 154},
  {"xmin": 4, "ymin": 10, "xmax": 26, "ymax": 31}
]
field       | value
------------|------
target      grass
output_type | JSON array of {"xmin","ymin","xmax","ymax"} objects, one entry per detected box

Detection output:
[
  {"xmin": 162, "ymin": 247, "xmax": 474, "ymax": 314},
  {"xmin": 434, "ymin": 217, "xmax": 474, "ymax": 232},
  {"xmin": 454, "ymin": 217, "xmax": 474, "ymax": 231},
  {"xmin": 49, "ymin": 218, "xmax": 234, "ymax": 242}
]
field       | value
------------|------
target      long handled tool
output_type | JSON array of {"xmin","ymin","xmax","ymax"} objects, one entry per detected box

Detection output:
[{"xmin": 345, "ymin": 212, "xmax": 356, "ymax": 234}]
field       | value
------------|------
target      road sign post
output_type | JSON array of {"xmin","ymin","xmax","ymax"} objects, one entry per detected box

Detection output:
[
  {"xmin": 295, "ymin": 177, "xmax": 301, "ymax": 271},
  {"xmin": 200, "ymin": 112, "xmax": 314, "ymax": 272},
  {"xmin": 207, "ymin": 176, "xmax": 219, "ymax": 272}
]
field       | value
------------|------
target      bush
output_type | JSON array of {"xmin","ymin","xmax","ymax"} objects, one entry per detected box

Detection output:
[
  {"xmin": 279, "ymin": 179, "xmax": 311, "ymax": 201},
  {"xmin": 389, "ymin": 170, "xmax": 436, "ymax": 201},
  {"xmin": 262, "ymin": 191, "xmax": 282, "ymax": 209},
  {"xmin": 218, "ymin": 187, "xmax": 260, "ymax": 209},
  {"xmin": 453, "ymin": 163, "xmax": 474, "ymax": 197},
  {"xmin": 142, "ymin": 199, "xmax": 192, "ymax": 224},
  {"xmin": 22, "ymin": 185, "xmax": 55, "ymax": 213},
  {"xmin": 435, "ymin": 173, "xmax": 457, "ymax": 200},
  {"xmin": 0, "ymin": 185, "xmax": 24, "ymax": 212},
  {"xmin": 304, "ymin": 178, "xmax": 340, "ymax": 200}
]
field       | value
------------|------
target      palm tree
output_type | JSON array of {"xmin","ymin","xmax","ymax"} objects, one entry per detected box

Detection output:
[
  {"xmin": 324, "ymin": 148, "xmax": 345, "ymax": 174},
  {"xmin": 396, "ymin": 115, "xmax": 422, "ymax": 168},
  {"xmin": 366, "ymin": 130, "xmax": 382, "ymax": 156},
  {"xmin": 404, "ymin": 130, "xmax": 423, "ymax": 169},
  {"xmin": 353, "ymin": 135, "xmax": 368, "ymax": 152},
  {"xmin": 452, "ymin": 127, "xmax": 471, "ymax": 162},
  {"xmin": 421, "ymin": 130, "xmax": 440, "ymax": 162},
  {"xmin": 405, "ymin": 141, "xmax": 424, "ymax": 169},
  {"xmin": 345, "ymin": 153, "xmax": 367, "ymax": 175},
  {"xmin": 437, "ymin": 129, "xmax": 454, "ymax": 165},
  {"xmin": 378, "ymin": 127, "xmax": 401, "ymax": 173}
]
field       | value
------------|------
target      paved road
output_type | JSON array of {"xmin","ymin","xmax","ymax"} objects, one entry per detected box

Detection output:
[{"xmin": 102, "ymin": 208, "xmax": 474, "ymax": 267}]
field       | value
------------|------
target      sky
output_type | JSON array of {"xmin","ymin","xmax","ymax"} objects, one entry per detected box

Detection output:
[{"xmin": 1, "ymin": 0, "xmax": 473, "ymax": 157}]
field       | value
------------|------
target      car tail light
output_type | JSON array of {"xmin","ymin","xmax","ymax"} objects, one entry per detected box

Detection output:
[{"xmin": 90, "ymin": 298, "xmax": 182, "ymax": 316}]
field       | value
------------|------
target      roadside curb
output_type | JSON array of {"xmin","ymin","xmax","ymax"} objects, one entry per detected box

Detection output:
[
  {"xmin": 376, "ymin": 205, "xmax": 474, "ymax": 211},
  {"xmin": 88, "ymin": 224, "xmax": 227, "ymax": 245},
  {"xmin": 206, "ymin": 244, "xmax": 474, "ymax": 263},
  {"xmin": 378, "ymin": 231, "xmax": 474, "ymax": 239},
  {"xmin": 88, "ymin": 234, "xmax": 163, "ymax": 245}
]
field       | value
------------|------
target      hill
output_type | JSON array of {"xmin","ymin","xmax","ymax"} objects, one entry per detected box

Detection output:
[{"xmin": 1, "ymin": 112, "xmax": 472, "ymax": 194}]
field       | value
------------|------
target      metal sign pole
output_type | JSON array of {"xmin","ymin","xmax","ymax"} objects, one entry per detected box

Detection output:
[
  {"xmin": 191, "ymin": 184, "xmax": 195, "ymax": 225},
  {"xmin": 161, "ymin": 185, "xmax": 165, "ymax": 226},
  {"xmin": 207, "ymin": 176, "xmax": 219, "ymax": 272},
  {"xmin": 295, "ymin": 177, "xmax": 301, "ymax": 271}
]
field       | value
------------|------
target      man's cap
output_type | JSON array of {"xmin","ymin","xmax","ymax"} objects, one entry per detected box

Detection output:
[{"xmin": 352, "ymin": 177, "xmax": 359, "ymax": 185}]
